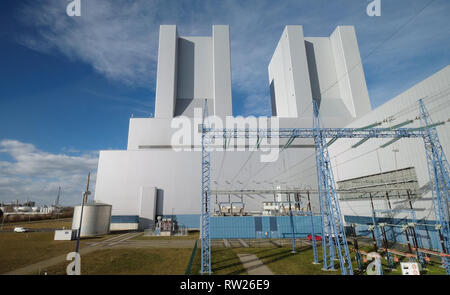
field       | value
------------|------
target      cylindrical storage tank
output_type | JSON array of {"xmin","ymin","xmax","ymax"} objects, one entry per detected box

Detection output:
[{"xmin": 72, "ymin": 203, "xmax": 112, "ymax": 237}]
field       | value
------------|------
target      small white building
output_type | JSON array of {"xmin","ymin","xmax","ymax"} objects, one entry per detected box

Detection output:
[{"xmin": 54, "ymin": 229, "xmax": 77, "ymax": 241}]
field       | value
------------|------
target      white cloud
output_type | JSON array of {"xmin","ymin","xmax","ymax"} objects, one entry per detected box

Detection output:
[
  {"xmin": 16, "ymin": 0, "xmax": 450, "ymax": 116},
  {"xmin": 17, "ymin": 0, "xmax": 160, "ymax": 86},
  {"xmin": 0, "ymin": 139, "xmax": 98, "ymax": 206}
]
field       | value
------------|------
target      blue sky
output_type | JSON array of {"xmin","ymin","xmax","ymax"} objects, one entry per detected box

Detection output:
[{"xmin": 0, "ymin": 0, "xmax": 449, "ymax": 205}]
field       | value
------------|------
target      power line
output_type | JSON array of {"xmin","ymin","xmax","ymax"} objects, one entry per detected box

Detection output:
[
  {"xmin": 387, "ymin": 86, "xmax": 450, "ymax": 120},
  {"xmin": 215, "ymin": 84, "xmax": 449, "ymax": 192},
  {"xmin": 228, "ymin": 1, "xmax": 440, "ymax": 189},
  {"xmin": 319, "ymin": 0, "xmax": 437, "ymax": 99},
  {"xmin": 238, "ymin": 95, "xmax": 448, "ymax": 190}
]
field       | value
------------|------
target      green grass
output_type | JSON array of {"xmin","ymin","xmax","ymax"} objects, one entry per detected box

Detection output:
[
  {"xmin": 3, "ymin": 228, "xmax": 446, "ymax": 275},
  {"xmin": 39, "ymin": 248, "xmax": 194, "ymax": 275},
  {"xmin": 0, "ymin": 232, "xmax": 78, "ymax": 274},
  {"xmin": 190, "ymin": 247, "xmax": 248, "ymax": 275},
  {"xmin": 238, "ymin": 246, "xmax": 339, "ymax": 275},
  {"xmin": 191, "ymin": 243, "xmax": 448, "ymax": 275},
  {"xmin": 1, "ymin": 218, "xmax": 73, "ymax": 230},
  {"xmin": 356, "ymin": 245, "xmax": 447, "ymax": 275},
  {"xmin": 247, "ymin": 243, "xmax": 448, "ymax": 275},
  {"xmin": 0, "ymin": 231, "xmax": 113, "ymax": 274},
  {"xmin": 132, "ymin": 231, "xmax": 200, "ymax": 241}
]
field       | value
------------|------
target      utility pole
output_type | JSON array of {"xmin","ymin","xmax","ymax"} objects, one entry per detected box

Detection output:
[
  {"xmin": 288, "ymin": 193, "xmax": 297, "ymax": 253},
  {"xmin": 75, "ymin": 173, "xmax": 91, "ymax": 255}
]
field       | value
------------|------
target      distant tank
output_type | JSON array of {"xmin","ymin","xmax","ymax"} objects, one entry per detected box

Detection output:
[
  {"xmin": 72, "ymin": 203, "xmax": 112, "ymax": 237},
  {"xmin": 16, "ymin": 206, "xmax": 32, "ymax": 212}
]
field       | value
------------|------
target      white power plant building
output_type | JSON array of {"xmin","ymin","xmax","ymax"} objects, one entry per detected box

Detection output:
[
  {"xmin": 93, "ymin": 24, "xmax": 449, "ymax": 233},
  {"xmin": 329, "ymin": 66, "xmax": 450, "ymax": 223}
]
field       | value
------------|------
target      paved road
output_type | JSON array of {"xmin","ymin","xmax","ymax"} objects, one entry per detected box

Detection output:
[
  {"xmin": 3, "ymin": 232, "xmax": 142, "ymax": 275},
  {"xmin": 3, "ymin": 243, "xmax": 100, "ymax": 275},
  {"xmin": 237, "ymin": 254, "xmax": 274, "ymax": 275}
]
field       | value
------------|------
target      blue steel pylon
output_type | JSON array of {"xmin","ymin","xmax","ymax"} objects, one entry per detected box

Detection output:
[
  {"xmin": 313, "ymin": 101, "xmax": 353, "ymax": 275},
  {"xmin": 307, "ymin": 192, "xmax": 319, "ymax": 264},
  {"xmin": 201, "ymin": 99, "xmax": 212, "ymax": 275},
  {"xmin": 419, "ymin": 98, "xmax": 450, "ymax": 275}
]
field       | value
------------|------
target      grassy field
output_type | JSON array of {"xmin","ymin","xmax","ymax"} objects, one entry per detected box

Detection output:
[
  {"xmin": 0, "ymin": 231, "xmax": 112, "ymax": 274},
  {"xmin": 251, "ymin": 244, "xmax": 448, "ymax": 275},
  {"xmin": 191, "ymin": 243, "xmax": 448, "ymax": 275},
  {"xmin": 132, "ymin": 231, "xmax": 200, "ymax": 241},
  {"xmin": 1, "ymin": 218, "xmax": 73, "ymax": 230},
  {"xmin": 2, "ymin": 224, "xmax": 446, "ymax": 275},
  {"xmin": 239, "ymin": 246, "xmax": 337, "ymax": 275},
  {"xmin": 39, "ymin": 248, "xmax": 194, "ymax": 275},
  {"xmin": 190, "ymin": 247, "xmax": 248, "ymax": 275}
]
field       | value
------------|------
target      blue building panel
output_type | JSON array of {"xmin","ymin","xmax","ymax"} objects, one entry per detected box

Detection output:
[
  {"xmin": 154, "ymin": 214, "xmax": 323, "ymax": 239},
  {"xmin": 111, "ymin": 215, "xmax": 139, "ymax": 223},
  {"xmin": 209, "ymin": 215, "xmax": 322, "ymax": 239}
]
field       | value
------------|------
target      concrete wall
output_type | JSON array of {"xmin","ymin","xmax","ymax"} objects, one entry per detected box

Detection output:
[
  {"xmin": 95, "ymin": 25, "xmax": 373, "ymax": 229},
  {"xmin": 176, "ymin": 37, "xmax": 213, "ymax": 101},
  {"xmin": 94, "ymin": 148, "xmax": 321, "ymax": 219},
  {"xmin": 213, "ymin": 26, "xmax": 233, "ymax": 118},
  {"xmin": 268, "ymin": 25, "xmax": 371, "ymax": 125},
  {"xmin": 94, "ymin": 25, "xmax": 449, "ymax": 234},
  {"xmin": 268, "ymin": 26, "xmax": 311, "ymax": 118},
  {"xmin": 329, "ymin": 26, "xmax": 371, "ymax": 118},
  {"xmin": 329, "ymin": 65, "xmax": 450, "ymax": 222},
  {"xmin": 155, "ymin": 25, "xmax": 178, "ymax": 119},
  {"xmin": 154, "ymin": 25, "xmax": 232, "ymax": 118}
]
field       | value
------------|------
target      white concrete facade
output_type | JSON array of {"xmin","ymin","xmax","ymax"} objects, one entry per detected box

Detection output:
[
  {"xmin": 96, "ymin": 25, "xmax": 237, "ymax": 229},
  {"xmin": 268, "ymin": 26, "xmax": 371, "ymax": 124},
  {"xmin": 92, "ymin": 24, "xmax": 449, "ymax": 230},
  {"xmin": 154, "ymin": 25, "xmax": 232, "ymax": 119},
  {"xmin": 328, "ymin": 65, "xmax": 450, "ymax": 222}
]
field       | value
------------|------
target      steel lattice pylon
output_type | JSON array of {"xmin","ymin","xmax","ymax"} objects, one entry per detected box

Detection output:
[
  {"xmin": 201, "ymin": 100, "xmax": 212, "ymax": 275},
  {"xmin": 419, "ymin": 98, "xmax": 450, "ymax": 274},
  {"xmin": 313, "ymin": 102, "xmax": 353, "ymax": 275},
  {"xmin": 199, "ymin": 99, "xmax": 449, "ymax": 275}
]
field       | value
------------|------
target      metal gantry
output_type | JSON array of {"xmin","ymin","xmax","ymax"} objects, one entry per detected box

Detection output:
[
  {"xmin": 419, "ymin": 98, "xmax": 450, "ymax": 274},
  {"xmin": 370, "ymin": 189, "xmax": 427, "ymax": 269},
  {"xmin": 313, "ymin": 102, "xmax": 353, "ymax": 274},
  {"xmin": 200, "ymin": 99, "xmax": 449, "ymax": 275},
  {"xmin": 200, "ymin": 100, "xmax": 212, "ymax": 275}
]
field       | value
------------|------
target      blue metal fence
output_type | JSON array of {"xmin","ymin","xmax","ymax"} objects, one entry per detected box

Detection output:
[
  {"xmin": 110, "ymin": 215, "xmax": 139, "ymax": 223},
  {"xmin": 209, "ymin": 215, "xmax": 322, "ymax": 239},
  {"xmin": 344, "ymin": 215, "xmax": 442, "ymax": 251}
]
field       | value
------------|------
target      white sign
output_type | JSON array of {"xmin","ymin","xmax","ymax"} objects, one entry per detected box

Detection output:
[{"xmin": 401, "ymin": 262, "xmax": 420, "ymax": 275}]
